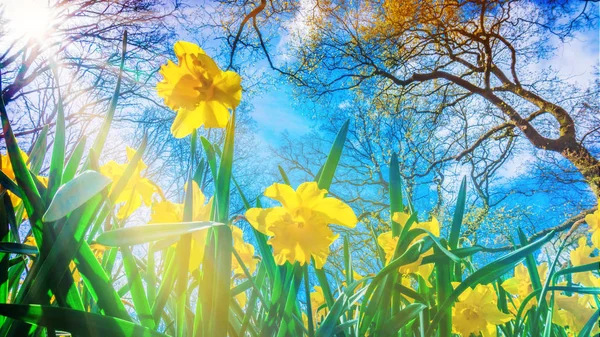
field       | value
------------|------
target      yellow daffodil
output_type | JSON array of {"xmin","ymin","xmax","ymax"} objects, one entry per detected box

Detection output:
[
  {"xmin": 235, "ymin": 291, "xmax": 247, "ymax": 309},
  {"xmin": 156, "ymin": 41, "xmax": 242, "ymax": 138},
  {"xmin": 452, "ymin": 283, "xmax": 513, "ymax": 337},
  {"xmin": 501, "ymin": 263, "xmax": 549, "ymax": 312},
  {"xmin": 150, "ymin": 181, "xmax": 212, "ymax": 271},
  {"xmin": 310, "ymin": 286, "xmax": 327, "ymax": 324},
  {"xmin": 1, "ymin": 150, "xmax": 47, "ymax": 218},
  {"xmin": 100, "ymin": 147, "xmax": 156, "ymax": 219},
  {"xmin": 584, "ymin": 203, "xmax": 600, "ymax": 249},
  {"xmin": 377, "ymin": 214, "xmax": 440, "ymax": 286},
  {"xmin": 89, "ymin": 243, "xmax": 107, "ymax": 262},
  {"xmin": 245, "ymin": 182, "xmax": 357, "ymax": 269},
  {"xmin": 569, "ymin": 237, "xmax": 600, "ymax": 287},
  {"xmin": 552, "ymin": 292, "xmax": 599, "ymax": 336},
  {"xmin": 231, "ymin": 225, "xmax": 257, "ymax": 277},
  {"xmin": 302, "ymin": 312, "xmax": 309, "ymax": 330}
]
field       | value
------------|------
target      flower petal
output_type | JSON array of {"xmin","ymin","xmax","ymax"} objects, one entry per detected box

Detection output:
[
  {"xmin": 212, "ymin": 71, "xmax": 242, "ymax": 110},
  {"xmin": 171, "ymin": 106, "xmax": 204, "ymax": 138},
  {"xmin": 269, "ymin": 221, "xmax": 336, "ymax": 268},
  {"xmin": 200, "ymin": 100, "xmax": 230, "ymax": 128},
  {"xmin": 296, "ymin": 182, "xmax": 326, "ymax": 208},
  {"xmin": 174, "ymin": 41, "xmax": 206, "ymax": 61},
  {"xmin": 245, "ymin": 207, "xmax": 287, "ymax": 236},
  {"xmin": 264, "ymin": 183, "xmax": 300, "ymax": 210},
  {"xmin": 150, "ymin": 200, "xmax": 183, "ymax": 223},
  {"xmin": 157, "ymin": 62, "xmax": 201, "ymax": 111},
  {"xmin": 313, "ymin": 197, "xmax": 357, "ymax": 228}
]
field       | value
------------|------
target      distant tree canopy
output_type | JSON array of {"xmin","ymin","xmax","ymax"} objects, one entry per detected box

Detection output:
[
  {"xmin": 207, "ymin": 0, "xmax": 599, "ymax": 253},
  {"xmin": 220, "ymin": 0, "xmax": 599, "ymax": 196}
]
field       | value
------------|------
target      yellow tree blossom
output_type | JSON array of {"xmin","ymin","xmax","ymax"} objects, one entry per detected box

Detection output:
[
  {"xmin": 552, "ymin": 292, "xmax": 599, "ymax": 336},
  {"xmin": 100, "ymin": 147, "xmax": 156, "ymax": 219},
  {"xmin": 501, "ymin": 263, "xmax": 549, "ymax": 312},
  {"xmin": 150, "ymin": 181, "xmax": 212, "ymax": 272},
  {"xmin": 585, "ymin": 203, "xmax": 600, "ymax": 249},
  {"xmin": 569, "ymin": 237, "xmax": 600, "ymax": 287},
  {"xmin": 452, "ymin": 283, "xmax": 513, "ymax": 337},
  {"xmin": 245, "ymin": 182, "xmax": 357, "ymax": 268},
  {"xmin": 377, "ymin": 214, "xmax": 440, "ymax": 286},
  {"xmin": 156, "ymin": 41, "xmax": 242, "ymax": 138}
]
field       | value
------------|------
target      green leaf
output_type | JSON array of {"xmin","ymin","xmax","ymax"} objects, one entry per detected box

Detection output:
[
  {"xmin": 449, "ymin": 176, "xmax": 467, "ymax": 250},
  {"xmin": 43, "ymin": 170, "xmax": 112, "ymax": 222},
  {"xmin": 47, "ymin": 63, "xmax": 66, "ymax": 200},
  {"xmin": 389, "ymin": 153, "xmax": 403, "ymax": 236},
  {"xmin": 316, "ymin": 120, "xmax": 349, "ymax": 190},
  {"xmin": 121, "ymin": 246, "xmax": 155, "ymax": 329},
  {"xmin": 62, "ymin": 137, "xmax": 87, "ymax": 183},
  {"xmin": 278, "ymin": 165, "xmax": 291, "ymax": 185},
  {"xmin": 88, "ymin": 31, "xmax": 128, "ymax": 160},
  {"xmin": 0, "ymin": 169, "xmax": 22, "ymax": 199},
  {"xmin": 0, "ymin": 304, "xmax": 169, "ymax": 337},
  {"xmin": 97, "ymin": 221, "xmax": 223, "ymax": 246},
  {"xmin": 578, "ymin": 308, "xmax": 600, "ymax": 337},
  {"xmin": 376, "ymin": 303, "xmax": 428, "ymax": 336},
  {"xmin": 0, "ymin": 243, "xmax": 37, "ymax": 255},
  {"xmin": 27, "ymin": 125, "xmax": 48, "ymax": 174}
]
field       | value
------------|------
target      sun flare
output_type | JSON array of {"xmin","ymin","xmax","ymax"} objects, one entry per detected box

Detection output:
[{"xmin": 3, "ymin": 0, "xmax": 56, "ymax": 42}]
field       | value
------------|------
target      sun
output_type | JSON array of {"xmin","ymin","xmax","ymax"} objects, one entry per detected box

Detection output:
[{"xmin": 3, "ymin": 0, "xmax": 56, "ymax": 42}]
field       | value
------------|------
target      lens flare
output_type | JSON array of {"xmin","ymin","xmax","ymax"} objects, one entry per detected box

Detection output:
[{"xmin": 3, "ymin": 0, "xmax": 56, "ymax": 42}]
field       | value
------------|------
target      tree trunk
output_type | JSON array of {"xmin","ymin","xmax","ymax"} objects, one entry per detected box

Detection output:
[{"xmin": 561, "ymin": 140, "xmax": 600, "ymax": 199}]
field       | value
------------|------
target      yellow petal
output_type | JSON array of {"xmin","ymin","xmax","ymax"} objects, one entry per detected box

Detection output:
[
  {"xmin": 245, "ymin": 207, "xmax": 286, "ymax": 236},
  {"xmin": 189, "ymin": 52, "xmax": 221, "ymax": 78},
  {"xmin": 592, "ymin": 228, "xmax": 600, "ymax": 250},
  {"xmin": 157, "ymin": 63, "xmax": 202, "ymax": 111},
  {"xmin": 501, "ymin": 277, "xmax": 520, "ymax": 295},
  {"xmin": 296, "ymin": 182, "xmax": 327, "ymax": 208},
  {"xmin": 313, "ymin": 197, "xmax": 357, "ymax": 228},
  {"xmin": 189, "ymin": 229, "xmax": 209, "ymax": 271},
  {"xmin": 212, "ymin": 71, "xmax": 242, "ymax": 110},
  {"xmin": 173, "ymin": 41, "xmax": 206, "ymax": 60},
  {"xmin": 199, "ymin": 100, "xmax": 230, "ymax": 128},
  {"xmin": 392, "ymin": 212, "xmax": 410, "ymax": 227},
  {"xmin": 377, "ymin": 231, "xmax": 398, "ymax": 263},
  {"xmin": 170, "ymin": 106, "xmax": 205, "ymax": 138},
  {"xmin": 264, "ymin": 183, "xmax": 300, "ymax": 210},
  {"xmin": 194, "ymin": 196, "xmax": 213, "ymax": 222},
  {"xmin": 137, "ymin": 179, "xmax": 157, "ymax": 206},
  {"xmin": 269, "ymin": 221, "xmax": 337, "ymax": 268},
  {"xmin": 117, "ymin": 193, "xmax": 142, "ymax": 219},
  {"xmin": 150, "ymin": 200, "xmax": 183, "ymax": 223}
]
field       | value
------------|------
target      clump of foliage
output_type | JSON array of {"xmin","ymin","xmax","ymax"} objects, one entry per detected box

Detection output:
[{"xmin": 0, "ymin": 34, "xmax": 598, "ymax": 337}]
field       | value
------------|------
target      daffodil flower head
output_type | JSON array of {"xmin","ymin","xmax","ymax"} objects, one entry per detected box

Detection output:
[
  {"xmin": 149, "ymin": 180, "xmax": 213, "ymax": 272},
  {"xmin": 157, "ymin": 41, "xmax": 242, "ymax": 138},
  {"xmin": 569, "ymin": 237, "xmax": 600, "ymax": 287},
  {"xmin": 310, "ymin": 285, "xmax": 327, "ymax": 323},
  {"xmin": 377, "ymin": 215, "xmax": 440, "ymax": 286},
  {"xmin": 100, "ymin": 146, "xmax": 157, "ymax": 219},
  {"xmin": 552, "ymin": 292, "xmax": 600, "ymax": 336},
  {"xmin": 245, "ymin": 182, "xmax": 357, "ymax": 269},
  {"xmin": 501, "ymin": 262, "xmax": 549, "ymax": 312},
  {"xmin": 584, "ymin": 202, "xmax": 600, "ymax": 249},
  {"xmin": 452, "ymin": 283, "xmax": 513, "ymax": 337}
]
